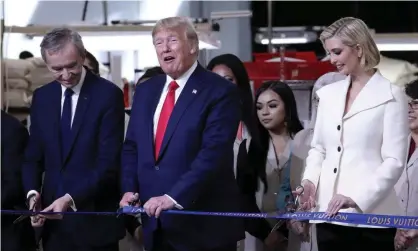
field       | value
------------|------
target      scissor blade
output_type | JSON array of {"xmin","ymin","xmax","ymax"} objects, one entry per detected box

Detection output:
[{"xmin": 13, "ymin": 214, "xmax": 30, "ymax": 224}]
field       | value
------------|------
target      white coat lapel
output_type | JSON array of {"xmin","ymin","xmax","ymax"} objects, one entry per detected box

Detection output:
[{"xmin": 343, "ymin": 71, "xmax": 393, "ymax": 120}]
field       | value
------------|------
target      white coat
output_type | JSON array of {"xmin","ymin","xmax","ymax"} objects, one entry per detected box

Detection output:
[{"xmin": 302, "ymin": 70, "xmax": 409, "ymax": 227}]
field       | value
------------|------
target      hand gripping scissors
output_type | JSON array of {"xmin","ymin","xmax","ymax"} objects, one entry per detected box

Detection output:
[
  {"xmin": 269, "ymin": 185, "xmax": 305, "ymax": 233},
  {"xmin": 13, "ymin": 194, "xmax": 39, "ymax": 224}
]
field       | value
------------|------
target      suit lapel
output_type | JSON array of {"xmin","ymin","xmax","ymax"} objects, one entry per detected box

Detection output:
[
  {"xmin": 157, "ymin": 65, "xmax": 204, "ymax": 161},
  {"xmin": 343, "ymin": 71, "xmax": 393, "ymax": 120},
  {"xmin": 62, "ymin": 74, "xmax": 92, "ymax": 164},
  {"xmin": 51, "ymin": 82, "xmax": 63, "ymax": 163}
]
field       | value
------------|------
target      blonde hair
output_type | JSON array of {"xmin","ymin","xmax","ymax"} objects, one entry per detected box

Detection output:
[
  {"xmin": 152, "ymin": 16, "xmax": 199, "ymax": 55},
  {"xmin": 320, "ymin": 17, "xmax": 380, "ymax": 70}
]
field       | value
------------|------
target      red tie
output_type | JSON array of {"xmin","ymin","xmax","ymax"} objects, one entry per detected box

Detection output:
[{"xmin": 155, "ymin": 81, "xmax": 179, "ymax": 159}]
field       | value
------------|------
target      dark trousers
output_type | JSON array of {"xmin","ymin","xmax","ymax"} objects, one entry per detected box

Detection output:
[
  {"xmin": 43, "ymin": 232, "xmax": 119, "ymax": 251},
  {"xmin": 316, "ymin": 223, "xmax": 396, "ymax": 251},
  {"xmin": 152, "ymin": 226, "xmax": 236, "ymax": 251}
]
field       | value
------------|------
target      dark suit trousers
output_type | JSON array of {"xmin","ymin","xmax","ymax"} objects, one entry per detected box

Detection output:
[
  {"xmin": 316, "ymin": 223, "xmax": 396, "ymax": 251},
  {"xmin": 152, "ymin": 223, "xmax": 236, "ymax": 251},
  {"xmin": 43, "ymin": 231, "xmax": 119, "ymax": 251}
]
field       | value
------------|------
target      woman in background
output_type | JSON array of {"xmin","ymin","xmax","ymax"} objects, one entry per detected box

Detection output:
[
  {"xmin": 248, "ymin": 81, "xmax": 305, "ymax": 251},
  {"xmin": 208, "ymin": 54, "xmax": 276, "ymax": 250},
  {"xmin": 207, "ymin": 54, "xmax": 256, "ymax": 143},
  {"xmin": 84, "ymin": 50, "xmax": 100, "ymax": 76},
  {"xmin": 299, "ymin": 17, "xmax": 408, "ymax": 251}
]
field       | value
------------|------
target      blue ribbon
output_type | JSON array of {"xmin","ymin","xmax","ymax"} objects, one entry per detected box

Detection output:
[{"xmin": 2, "ymin": 207, "xmax": 418, "ymax": 230}]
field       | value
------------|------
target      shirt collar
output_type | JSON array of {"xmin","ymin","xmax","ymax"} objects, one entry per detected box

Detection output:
[
  {"xmin": 61, "ymin": 66, "xmax": 86, "ymax": 97},
  {"xmin": 165, "ymin": 61, "xmax": 198, "ymax": 90}
]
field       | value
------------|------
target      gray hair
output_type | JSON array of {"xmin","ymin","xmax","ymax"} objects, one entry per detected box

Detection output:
[
  {"xmin": 152, "ymin": 16, "xmax": 199, "ymax": 55},
  {"xmin": 40, "ymin": 27, "xmax": 86, "ymax": 62}
]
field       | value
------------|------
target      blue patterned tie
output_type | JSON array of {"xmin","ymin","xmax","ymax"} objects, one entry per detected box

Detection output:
[{"xmin": 61, "ymin": 88, "xmax": 74, "ymax": 159}]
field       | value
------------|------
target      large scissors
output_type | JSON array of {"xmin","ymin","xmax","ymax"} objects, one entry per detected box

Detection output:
[
  {"xmin": 270, "ymin": 185, "xmax": 304, "ymax": 233},
  {"xmin": 13, "ymin": 194, "xmax": 39, "ymax": 224}
]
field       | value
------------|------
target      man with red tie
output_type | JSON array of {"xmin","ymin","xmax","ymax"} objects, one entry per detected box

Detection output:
[{"xmin": 120, "ymin": 16, "xmax": 245, "ymax": 251}]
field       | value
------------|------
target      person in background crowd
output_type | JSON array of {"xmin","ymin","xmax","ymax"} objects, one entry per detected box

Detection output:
[
  {"xmin": 84, "ymin": 50, "xmax": 100, "ymax": 76},
  {"xmin": 298, "ymin": 17, "xmax": 409, "ymax": 251},
  {"xmin": 136, "ymin": 66, "xmax": 165, "ymax": 86},
  {"xmin": 247, "ymin": 81, "xmax": 305, "ymax": 251},
  {"xmin": 123, "ymin": 66, "xmax": 165, "ymax": 137},
  {"xmin": 394, "ymin": 79, "xmax": 418, "ymax": 251},
  {"xmin": 1, "ymin": 110, "xmax": 36, "ymax": 251},
  {"xmin": 19, "ymin": 50, "xmax": 34, "ymax": 59},
  {"xmin": 120, "ymin": 16, "xmax": 245, "ymax": 251},
  {"xmin": 22, "ymin": 27, "xmax": 125, "ymax": 251},
  {"xmin": 207, "ymin": 54, "xmax": 273, "ymax": 251},
  {"xmin": 291, "ymin": 71, "xmax": 345, "ymax": 251}
]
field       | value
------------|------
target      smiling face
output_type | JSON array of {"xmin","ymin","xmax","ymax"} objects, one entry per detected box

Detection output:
[
  {"xmin": 256, "ymin": 89, "xmax": 286, "ymax": 131},
  {"xmin": 211, "ymin": 64, "xmax": 237, "ymax": 84},
  {"xmin": 409, "ymin": 99, "xmax": 418, "ymax": 131},
  {"xmin": 153, "ymin": 27, "xmax": 196, "ymax": 79},
  {"xmin": 45, "ymin": 42, "xmax": 84, "ymax": 88},
  {"xmin": 324, "ymin": 36, "xmax": 362, "ymax": 75}
]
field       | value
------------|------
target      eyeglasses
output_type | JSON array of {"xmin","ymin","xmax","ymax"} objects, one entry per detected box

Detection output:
[{"xmin": 408, "ymin": 99, "xmax": 418, "ymax": 110}]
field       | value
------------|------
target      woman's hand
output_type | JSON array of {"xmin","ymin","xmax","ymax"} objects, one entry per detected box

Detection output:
[
  {"xmin": 326, "ymin": 194, "xmax": 357, "ymax": 216},
  {"xmin": 293, "ymin": 180, "xmax": 316, "ymax": 211}
]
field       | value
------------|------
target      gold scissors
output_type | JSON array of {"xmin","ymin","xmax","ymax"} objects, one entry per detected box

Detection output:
[{"xmin": 270, "ymin": 185, "xmax": 305, "ymax": 233}]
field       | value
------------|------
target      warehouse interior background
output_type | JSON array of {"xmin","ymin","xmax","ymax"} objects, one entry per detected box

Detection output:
[{"xmin": 1, "ymin": 0, "xmax": 417, "ymax": 125}]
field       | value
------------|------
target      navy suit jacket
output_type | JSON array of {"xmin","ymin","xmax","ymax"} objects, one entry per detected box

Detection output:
[
  {"xmin": 22, "ymin": 71, "xmax": 126, "ymax": 247},
  {"xmin": 1, "ymin": 111, "xmax": 36, "ymax": 251},
  {"xmin": 122, "ymin": 64, "xmax": 246, "ymax": 251}
]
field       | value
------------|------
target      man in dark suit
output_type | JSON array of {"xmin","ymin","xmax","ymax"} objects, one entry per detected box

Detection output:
[
  {"xmin": 120, "ymin": 17, "xmax": 245, "ymax": 251},
  {"xmin": 22, "ymin": 28, "xmax": 125, "ymax": 251},
  {"xmin": 1, "ymin": 111, "xmax": 36, "ymax": 251}
]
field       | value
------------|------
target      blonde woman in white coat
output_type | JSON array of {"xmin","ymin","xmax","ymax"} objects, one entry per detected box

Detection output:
[
  {"xmin": 298, "ymin": 17, "xmax": 409, "ymax": 251},
  {"xmin": 394, "ymin": 80, "xmax": 418, "ymax": 251},
  {"xmin": 292, "ymin": 71, "xmax": 346, "ymax": 251}
]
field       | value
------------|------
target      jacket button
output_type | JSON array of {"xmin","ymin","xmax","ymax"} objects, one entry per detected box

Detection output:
[
  {"xmin": 337, "ymin": 125, "xmax": 341, "ymax": 130},
  {"xmin": 333, "ymin": 168, "xmax": 337, "ymax": 173},
  {"xmin": 337, "ymin": 146, "xmax": 341, "ymax": 152},
  {"xmin": 155, "ymin": 166, "xmax": 159, "ymax": 171}
]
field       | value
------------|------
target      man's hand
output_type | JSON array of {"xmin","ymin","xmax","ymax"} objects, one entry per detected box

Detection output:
[
  {"xmin": 293, "ymin": 180, "xmax": 316, "ymax": 211},
  {"xmin": 39, "ymin": 194, "xmax": 72, "ymax": 220},
  {"xmin": 119, "ymin": 192, "xmax": 140, "ymax": 207},
  {"xmin": 28, "ymin": 193, "xmax": 44, "ymax": 227},
  {"xmin": 264, "ymin": 231, "xmax": 286, "ymax": 251},
  {"xmin": 143, "ymin": 195, "xmax": 175, "ymax": 218}
]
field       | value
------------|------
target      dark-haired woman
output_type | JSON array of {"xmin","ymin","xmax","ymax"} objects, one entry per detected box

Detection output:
[{"xmin": 248, "ymin": 81, "xmax": 306, "ymax": 251}]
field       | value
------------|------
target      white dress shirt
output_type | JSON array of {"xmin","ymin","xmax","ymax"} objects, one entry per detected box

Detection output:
[
  {"xmin": 27, "ymin": 67, "xmax": 87, "ymax": 210},
  {"xmin": 153, "ymin": 61, "xmax": 197, "ymax": 209}
]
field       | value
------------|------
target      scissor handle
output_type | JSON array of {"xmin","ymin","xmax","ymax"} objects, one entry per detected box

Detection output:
[{"xmin": 294, "ymin": 185, "xmax": 305, "ymax": 209}]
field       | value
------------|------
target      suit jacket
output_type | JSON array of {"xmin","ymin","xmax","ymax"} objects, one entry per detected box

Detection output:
[
  {"xmin": 396, "ymin": 135, "xmax": 418, "ymax": 216},
  {"xmin": 22, "ymin": 71, "xmax": 126, "ymax": 247},
  {"xmin": 1, "ymin": 110, "xmax": 36, "ymax": 251},
  {"xmin": 395, "ymin": 136, "xmax": 418, "ymax": 250},
  {"xmin": 122, "ymin": 64, "xmax": 245, "ymax": 251},
  {"xmin": 303, "ymin": 70, "xmax": 409, "ymax": 227}
]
